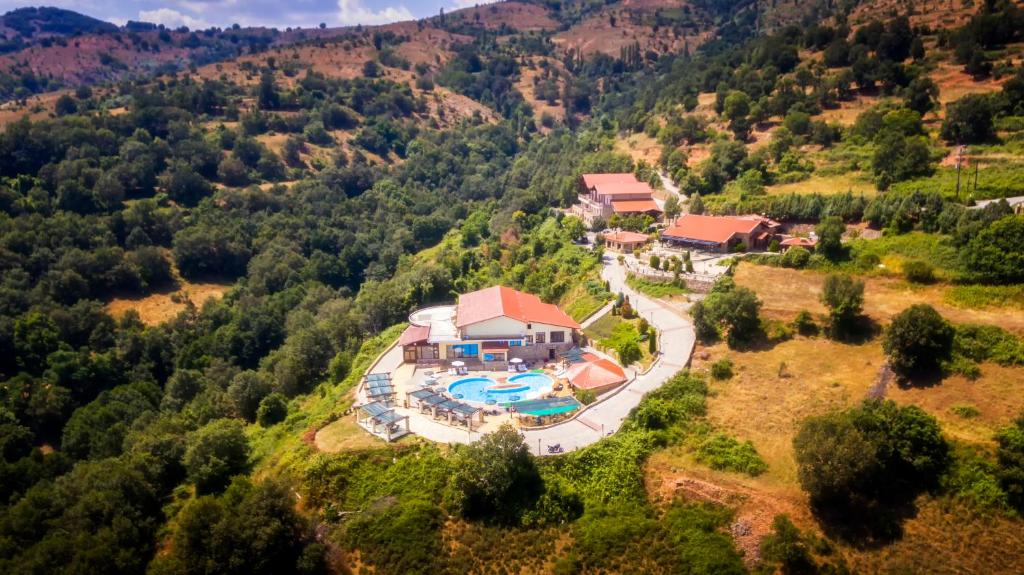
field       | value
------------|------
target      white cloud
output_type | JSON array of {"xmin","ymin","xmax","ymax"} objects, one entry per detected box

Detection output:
[
  {"xmin": 138, "ymin": 7, "xmax": 211, "ymax": 29},
  {"xmin": 336, "ymin": 0, "xmax": 413, "ymax": 25}
]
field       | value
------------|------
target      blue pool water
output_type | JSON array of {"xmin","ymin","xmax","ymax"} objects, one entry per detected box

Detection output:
[{"xmin": 449, "ymin": 373, "xmax": 555, "ymax": 404}]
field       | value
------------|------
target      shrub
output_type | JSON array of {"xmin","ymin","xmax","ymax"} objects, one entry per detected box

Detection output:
[
  {"xmin": 903, "ymin": 260, "xmax": 935, "ymax": 283},
  {"xmin": 780, "ymin": 246, "xmax": 810, "ymax": 268},
  {"xmin": 575, "ymin": 388, "xmax": 597, "ymax": 405},
  {"xmin": 760, "ymin": 515, "xmax": 817, "ymax": 574},
  {"xmin": 695, "ymin": 432, "xmax": 768, "ymax": 476},
  {"xmin": 995, "ymin": 414, "xmax": 1024, "ymax": 511},
  {"xmin": 710, "ymin": 358, "xmax": 733, "ymax": 380},
  {"xmin": 792, "ymin": 310, "xmax": 818, "ymax": 336}
]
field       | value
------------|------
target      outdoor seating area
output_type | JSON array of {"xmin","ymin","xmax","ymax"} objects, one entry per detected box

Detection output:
[
  {"xmin": 447, "ymin": 360, "xmax": 470, "ymax": 376},
  {"xmin": 507, "ymin": 357, "xmax": 529, "ymax": 372},
  {"xmin": 357, "ymin": 401, "xmax": 410, "ymax": 441}
]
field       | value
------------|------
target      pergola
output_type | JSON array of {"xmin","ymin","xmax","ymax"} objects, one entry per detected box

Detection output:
[
  {"xmin": 357, "ymin": 401, "xmax": 410, "ymax": 441},
  {"xmin": 365, "ymin": 379, "xmax": 397, "ymax": 405},
  {"xmin": 407, "ymin": 389, "xmax": 484, "ymax": 430}
]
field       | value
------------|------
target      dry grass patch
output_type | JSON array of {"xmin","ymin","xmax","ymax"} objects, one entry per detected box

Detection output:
[
  {"xmin": 106, "ymin": 282, "xmax": 230, "ymax": 325},
  {"xmin": 614, "ymin": 132, "xmax": 663, "ymax": 167},
  {"xmin": 693, "ymin": 338, "xmax": 881, "ymax": 488},
  {"xmin": 887, "ymin": 363, "xmax": 1024, "ymax": 445},
  {"xmin": 845, "ymin": 497, "xmax": 1024, "ymax": 574},
  {"xmin": 764, "ymin": 172, "xmax": 877, "ymax": 196},
  {"xmin": 815, "ymin": 93, "xmax": 882, "ymax": 125},
  {"xmin": 734, "ymin": 263, "xmax": 1024, "ymax": 334},
  {"xmin": 313, "ymin": 416, "xmax": 389, "ymax": 453}
]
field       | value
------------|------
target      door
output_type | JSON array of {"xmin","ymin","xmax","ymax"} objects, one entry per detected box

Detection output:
[{"xmin": 548, "ymin": 348, "xmax": 556, "ymax": 360}]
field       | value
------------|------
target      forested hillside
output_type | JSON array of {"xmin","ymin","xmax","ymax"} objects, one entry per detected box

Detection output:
[{"xmin": 2, "ymin": 0, "xmax": 1024, "ymax": 573}]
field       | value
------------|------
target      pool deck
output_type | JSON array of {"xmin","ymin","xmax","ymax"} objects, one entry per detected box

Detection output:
[{"xmin": 353, "ymin": 255, "xmax": 695, "ymax": 454}]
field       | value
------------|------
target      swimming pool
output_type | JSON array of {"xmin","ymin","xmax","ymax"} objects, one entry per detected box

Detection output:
[{"xmin": 448, "ymin": 373, "xmax": 555, "ymax": 405}]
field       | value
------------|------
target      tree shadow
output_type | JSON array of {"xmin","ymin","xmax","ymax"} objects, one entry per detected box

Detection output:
[
  {"xmin": 828, "ymin": 315, "xmax": 881, "ymax": 345},
  {"xmin": 810, "ymin": 496, "xmax": 919, "ymax": 549},
  {"xmin": 895, "ymin": 367, "xmax": 945, "ymax": 390}
]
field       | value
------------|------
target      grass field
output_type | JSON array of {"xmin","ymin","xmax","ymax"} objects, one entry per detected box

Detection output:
[
  {"xmin": 733, "ymin": 262, "xmax": 1024, "ymax": 334},
  {"xmin": 662, "ymin": 259, "xmax": 1024, "ymax": 571},
  {"xmin": 559, "ymin": 276, "xmax": 611, "ymax": 322},
  {"xmin": 625, "ymin": 274, "xmax": 689, "ymax": 299},
  {"xmin": 314, "ymin": 414, "xmax": 400, "ymax": 452},
  {"xmin": 583, "ymin": 312, "xmax": 656, "ymax": 370}
]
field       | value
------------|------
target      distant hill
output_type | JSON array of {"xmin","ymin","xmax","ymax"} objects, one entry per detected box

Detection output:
[{"xmin": 0, "ymin": 6, "xmax": 117, "ymax": 39}]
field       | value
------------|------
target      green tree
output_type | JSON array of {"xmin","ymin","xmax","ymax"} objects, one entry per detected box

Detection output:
[
  {"xmin": 257, "ymin": 392, "xmax": 288, "ymax": 426},
  {"xmin": 663, "ymin": 194, "xmax": 681, "ymax": 220},
  {"xmin": 871, "ymin": 132, "xmax": 933, "ymax": 190},
  {"xmin": 820, "ymin": 274, "xmax": 864, "ymax": 337},
  {"xmin": 814, "ymin": 216, "xmax": 845, "ymax": 259},
  {"xmin": 941, "ymin": 94, "xmax": 995, "ymax": 144},
  {"xmin": 447, "ymin": 424, "xmax": 543, "ymax": 525},
  {"xmin": 962, "ymin": 215, "xmax": 1024, "ymax": 284},
  {"xmin": 688, "ymin": 192, "xmax": 704, "ymax": 214},
  {"xmin": 794, "ymin": 399, "xmax": 948, "ymax": 507},
  {"xmin": 883, "ymin": 304, "xmax": 954, "ymax": 379},
  {"xmin": 904, "ymin": 77, "xmax": 939, "ymax": 115},
  {"xmin": 184, "ymin": 418, "xmax": 251, "ymax": 494}
]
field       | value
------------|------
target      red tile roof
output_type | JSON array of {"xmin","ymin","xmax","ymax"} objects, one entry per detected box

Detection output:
[
  {"xmin": 580, "ymin": 173, "xmax": 639, "ymax": 189},
  {"xmin": 593, "ymin": 181, "xmax": 654, "ymax": 197},
  {"xmin": 567, "ymin": 357, "xmax": 627, "ymax": 390},
  {"xmin": 398, "ymin": 324, "xmax": 430, "ymax": 346},
  {"xmin": 662, "ymin": 214, "xmax": 765, "ymax": 244},
  {"xmin": 781, "ymin": 237, "xmax": 817, "ymax": 247},
  {"xmin": 612, "ymin": 199, "xmax": 662, "ymax": 214},
  {"xmin": 603, "ymin": 231, "xmax": 650, "ymax": 243},
  {"xmin": 456, "ymin": 286, "xmax": 581, "ymax": 330}
]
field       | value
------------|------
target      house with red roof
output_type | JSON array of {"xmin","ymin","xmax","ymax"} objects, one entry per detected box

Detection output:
[
  {"xmin": 400, "ymin": 286, "xmax": 581, "ymax": 365},
  {"xmin": 571, "ymin": 173, "xmax": 662, "ymax": 228},
  {"xmin": 661, "ymin": 214, "xmax": 778, "ymax": 252},
  {"xmin": 602, "ymin": 230, "xmax": 650, "ymax": 252}
]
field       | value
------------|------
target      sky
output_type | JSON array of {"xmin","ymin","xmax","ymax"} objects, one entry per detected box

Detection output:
[{"xmin": 0, "ymin": 0, "xmax": 491, "ymax": 29}]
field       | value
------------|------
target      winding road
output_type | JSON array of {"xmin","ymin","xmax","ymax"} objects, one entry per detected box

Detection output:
[{"xmin": 359, "ymin": 255, "xmax": 696, "ymax": 455}]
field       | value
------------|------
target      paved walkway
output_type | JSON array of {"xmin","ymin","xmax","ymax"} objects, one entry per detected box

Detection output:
[{"xmin": 354, "ymin": 256, "xmax": 696, "ymax": 455}]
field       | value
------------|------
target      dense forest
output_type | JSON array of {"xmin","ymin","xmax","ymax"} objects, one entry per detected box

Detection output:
[{"xmin": 2, "ymin": 0, "xmax": 1024, "ymax": 572}]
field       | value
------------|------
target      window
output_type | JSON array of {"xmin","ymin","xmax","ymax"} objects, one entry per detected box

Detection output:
[
  {"xmin": 536, "ymin": 332, "xmax": 546, "ymax": 344},
  {"xmin": 524, "ymin": 335, "xmax": 534, "ymax": 344},
  {"xmin": 550, "ymin": 331, "xmax": 565, "ymax": 343},
  {"xmin": 450, "ymin": 344, "xmax": 478, "ymax": 359}
]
